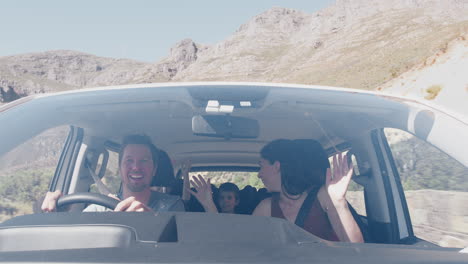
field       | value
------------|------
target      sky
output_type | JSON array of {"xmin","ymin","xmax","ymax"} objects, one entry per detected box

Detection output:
[{"xmin": 1, "ymin": 0, "xmax": 335, "ymax": 62}]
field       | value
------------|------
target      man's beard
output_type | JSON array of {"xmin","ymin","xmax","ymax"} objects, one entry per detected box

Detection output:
[{"xmin": 126, "ymin": 182, "xmax": 149, "ymax": 192}]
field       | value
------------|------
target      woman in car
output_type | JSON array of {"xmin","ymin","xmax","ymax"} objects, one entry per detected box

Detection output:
[{"xmin": 253, "ymin": 139, "xmax": 364, "ymax": 243}]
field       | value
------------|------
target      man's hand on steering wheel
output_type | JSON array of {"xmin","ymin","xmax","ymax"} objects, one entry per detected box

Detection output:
[
  {"xmin": 114, "ymin": 196, "xmax": 153, "ymax": 212},
  {"xmin": 41, "ymin": 191, "xmax": 150, "ymax": 212},
  {"xmin": 41, "ymin": 190, "xmax": 63, "ymax": 212}
]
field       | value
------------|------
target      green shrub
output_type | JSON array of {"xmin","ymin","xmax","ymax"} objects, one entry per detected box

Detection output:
[{"xmin": 0, "ymin": 167, "xmax": 54, "ymax": 203}]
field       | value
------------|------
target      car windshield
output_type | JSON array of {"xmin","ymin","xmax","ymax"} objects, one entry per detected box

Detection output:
[{"xmin": 0, "ymin": 84, "xmax": 467, "ymax": 254}]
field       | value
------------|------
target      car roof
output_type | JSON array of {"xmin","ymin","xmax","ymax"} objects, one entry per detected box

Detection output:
[
  {"xmin": 5, "ymin": 82, "xmax": 466, "ymax": 123},
  {"xmin": 1, "ymin": 82, "xmax": 467, "ymax": 167}
]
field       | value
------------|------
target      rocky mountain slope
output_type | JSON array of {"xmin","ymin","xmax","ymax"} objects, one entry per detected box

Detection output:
[
  {"xmin": 1, "ymin": 0, "xmax": 466, "ymax": 108},
  {"xmin": 380, "ymin": 34, "xmax": 468, "ymax": 117},
  {"xmin": 0, "ymin": 39, "xmax": 206, "ymax": 101},
  {"xmin": 174, "ymin": 0, "xmax": 467, "ymax": 89}
]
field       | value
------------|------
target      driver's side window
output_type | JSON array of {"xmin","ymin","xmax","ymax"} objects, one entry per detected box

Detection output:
[{"xmin": 0, "ymin": 126, "xmax": 69, "ymax": 222}]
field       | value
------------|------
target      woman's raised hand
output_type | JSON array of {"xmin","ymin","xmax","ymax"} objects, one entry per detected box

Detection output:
[{"xmin": 325, "ymin": 152, "xmax": 353, "ymax": 204}]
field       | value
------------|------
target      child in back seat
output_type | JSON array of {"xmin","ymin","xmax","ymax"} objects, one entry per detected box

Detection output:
[
  {"xmin": 188, "ymin": 174, "xmax": 241, "ymax": 214},
  {"xmin": 217, "ymin": 182, "xmax": 240, "ymax": 214}
]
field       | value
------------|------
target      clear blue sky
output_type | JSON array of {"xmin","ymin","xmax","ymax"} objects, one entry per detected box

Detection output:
[{"xmin": 1, "ymin": 0, "xmax": 335, "ymax": 62}]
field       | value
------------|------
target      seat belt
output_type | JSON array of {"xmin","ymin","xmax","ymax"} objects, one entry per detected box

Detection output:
[
  {"xmin": 85, "ymin": 159, "xmax": 112, "ymax": 196},
  {"xmin": 295, "ymin": 187, "xmax": 320, "ymax": 228}
]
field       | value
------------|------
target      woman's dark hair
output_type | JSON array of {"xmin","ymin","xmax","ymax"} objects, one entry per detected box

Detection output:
[
  {"xmin": 118, "ymin": 134, "xmax": 160, "ymax": 168},
  {"xmin": 168, "ymin": 179, "xmax": 183, "ymax": 196},
  {"xmin": 293, "ymin": 139, "xmax": 330, "ymax": 188},
  {"xmin": 260, "ymin": 139, "xmax": 303, "ymax": 196},
  {"xmin": 151, "ymin": 150, "xmax": 176, "ymax": 187},
  {"xmin": 260, "ymin": 139, "xmax": 329, "ymax": 196}
]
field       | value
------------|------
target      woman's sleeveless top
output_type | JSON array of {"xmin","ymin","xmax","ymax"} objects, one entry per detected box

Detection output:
[{"xmin": 271, "ymin": 193, "xmax": 339, "ymax": 241}]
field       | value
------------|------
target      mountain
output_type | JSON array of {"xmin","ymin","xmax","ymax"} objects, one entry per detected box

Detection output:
[
  {"xmin": 173, "ymin": 0, "xmax": 467, "ymax": 89},
  {"xmin": 1, "ymin": 0, "xmax": 466, "ymax": 169},
  {"xmin": 0, "ymin": 39, "xmax": 205, "ymax": 101},
  {"xmin": 1, "ymin": 0, "xmax": 466, "ymax": 106},
  {"xmin": 379, "ymin": 34, "xmax": 468, "ymax": 117}
]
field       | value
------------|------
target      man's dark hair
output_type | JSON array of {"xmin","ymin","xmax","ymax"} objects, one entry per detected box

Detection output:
[{"xmin": 118, "ymin": 134, "xmax": 160, "ymax": 168}]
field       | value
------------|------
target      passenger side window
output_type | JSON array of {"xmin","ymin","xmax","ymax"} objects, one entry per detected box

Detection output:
[
  {"xmin": 346, "ymin": 169, "xmax": 366, "ymax": 217},
  {"xmin": 384, "ymin": 128, "xmax": 468, "ymax": 248},
  {"xmin": 0, "ymin": 126, "xmax": 69, "ymax": 221},
  {"xmin": 329, "ymin": 151, "xmax": 367, "ymax": 217}
]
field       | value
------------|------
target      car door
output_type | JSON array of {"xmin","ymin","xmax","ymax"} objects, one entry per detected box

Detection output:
[{"xmin": 373, "ymin": 104, "xmax": 468, "ymax": 248}]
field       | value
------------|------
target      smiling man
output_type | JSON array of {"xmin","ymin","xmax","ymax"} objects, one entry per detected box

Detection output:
[{"xmin": 42, "ymin": 134, "xmax": 185, "ymax": 212}]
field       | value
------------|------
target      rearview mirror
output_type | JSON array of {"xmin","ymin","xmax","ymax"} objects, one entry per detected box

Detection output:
[{"xmin": 192, "ymin": 115, "xmax": 259, "ymax": 139}]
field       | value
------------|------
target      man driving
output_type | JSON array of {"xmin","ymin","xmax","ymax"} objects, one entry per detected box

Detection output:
[{"xmin": 41, "ymin": 134, "xmax": 185, "ymax": 212}]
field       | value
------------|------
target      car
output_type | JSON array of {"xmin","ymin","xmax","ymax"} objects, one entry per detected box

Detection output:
[{"xmin": 0, "ymin": 82, "xmax": 467, "ymax": 263}]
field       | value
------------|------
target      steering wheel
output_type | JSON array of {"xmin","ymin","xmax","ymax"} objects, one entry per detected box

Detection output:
[{"xmin": 56, "ymin": 192, "xmax": 120, "ymax": 210}]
